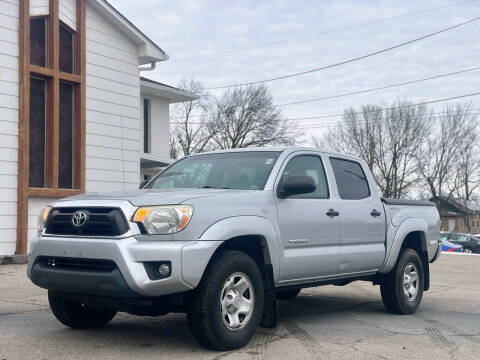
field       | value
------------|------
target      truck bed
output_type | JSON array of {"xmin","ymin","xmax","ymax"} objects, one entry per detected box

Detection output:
[{"xmin": 382, "ymin": 198, "xmax": 436, "ymax": 207}]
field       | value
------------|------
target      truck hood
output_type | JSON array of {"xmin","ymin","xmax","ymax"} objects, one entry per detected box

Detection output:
[{"xmin": 58, "ymin": 188, "xmax": 253, "ymax": 207}]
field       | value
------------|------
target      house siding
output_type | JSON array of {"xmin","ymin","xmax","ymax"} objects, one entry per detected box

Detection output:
[
  {"xmin": 59, "ymin": 0, "xmax": 76, "ymax": 29},
  {"xmin": 27, "ymin": 197, "xmax": 57, "ymax": 252},
  {"xmin": 441, "ymin": 214, "xmax": 480, "ymax": 233},
  {"xmin": 29, "ymin": 0, "xmax": 49, "ymax": 16},
  {"xmin": 0, "ymin": 0, "xmax": 19, "ymax": 256},
  {"xmin": 84, "ymin": 1, "xmax": 140, "ymax": 193}
]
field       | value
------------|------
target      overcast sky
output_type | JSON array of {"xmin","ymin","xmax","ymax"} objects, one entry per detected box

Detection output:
[{"xmin": 110, "ymin": 0, "xmax": 480, "ymax": 138}]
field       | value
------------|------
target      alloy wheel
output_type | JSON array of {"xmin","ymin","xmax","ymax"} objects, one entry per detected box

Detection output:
[{"xmin": 220, "ymin": 272, "xmax": 254, "ymax": 331}]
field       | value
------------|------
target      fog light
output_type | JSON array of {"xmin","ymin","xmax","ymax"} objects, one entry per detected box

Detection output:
[
  {"xmin": 158, "ymin": 263, "xmax": 170, "ymax": 276},
  {"xmin": 143, "ymin": 261, "xmax": 172, "ymax": 280}
]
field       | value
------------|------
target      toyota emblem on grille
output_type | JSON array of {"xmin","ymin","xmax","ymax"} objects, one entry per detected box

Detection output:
[{"xmin": 71, "ymin": 210, "xmax": 89, "ymax": 227}]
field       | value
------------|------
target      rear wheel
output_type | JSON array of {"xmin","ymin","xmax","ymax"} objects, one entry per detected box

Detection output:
[
  {"xmin": 276, "ymin": 288, "xmax": 301, "ymax": 300},
  {"xmin": 380, "ymin": 249, "xmax": 424, "ymax": 315},
  {"xmin": 48, "ymin": 291, "xmax": 117, "ymax": 329},
  {"xmin": 186, "ymin": 250, "xmax": 264, "ymax": 350}
]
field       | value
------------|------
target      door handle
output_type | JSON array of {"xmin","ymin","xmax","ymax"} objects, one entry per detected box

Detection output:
[
  {"xmin": 371, "ymin": 209, "xmax": 381, "ymax": 217},
  {"xmin": 326, "ymin": 209, "xmax": 339, "ymax": 218}
]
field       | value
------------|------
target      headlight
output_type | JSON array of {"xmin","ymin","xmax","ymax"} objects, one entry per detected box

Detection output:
[
  {"xmin": 37, "ymin": 206, "xmax": 51, "ymax": 234},
  {"xmin": 133, "ymin": 205, "xmax": 193, "ymax": 234}
]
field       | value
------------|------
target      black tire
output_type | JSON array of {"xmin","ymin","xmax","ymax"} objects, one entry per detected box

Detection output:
[
  {"xmin": 48, "ymin": 291, "xmax": 117, "ymax": 329},
  {"xmin": 276, "ymin": 288, "xmax": 301, "ymax": 300},
  {"xmin": 186, "ymin": 250, "xmax": 264, "ymax": 350},
  {"xmin": 380, "ymin": 248, "xmax": 424, "ymax": 315}
]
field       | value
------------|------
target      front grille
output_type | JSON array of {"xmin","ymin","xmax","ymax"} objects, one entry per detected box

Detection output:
[
  {"xmin": 45, "ymin": 207, "xmax": 129, "ymax": 237},
  {"xmin": 36, "ymin": 256, "xmax": 117, "ymax": 273}
]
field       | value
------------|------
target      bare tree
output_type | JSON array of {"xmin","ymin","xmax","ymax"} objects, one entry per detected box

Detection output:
[
  {"xmin": 208, "ymin": 84, "xmax": 299, "ymax": 149},
  {"xmin": 313, "ymin": 105, "xmax": 382, "ymax": 171},
  {"xmin": 315, "ymin": 101, "xmax": 429, "ymax": 198},
  {"xmin": 456, "ymin": 139, "xmax": 480, "ymax": 200},
  {"xmin": 417, "ymin": 103, "xmax": 477, "ymax": 201},
  {"xmin": 451, "ymin": 119, "xmax": 480, "ymax": 232},
  {"xmin": 374, "ymin": 102, "xmax": 430, "ymax": 198},
  {"xmin": 169, "ymin": 134, "xmax": 180, "ymax": 159},
  {"xmin": 170, "ymin": 79, "xmax": 214, "ymax": 159}
]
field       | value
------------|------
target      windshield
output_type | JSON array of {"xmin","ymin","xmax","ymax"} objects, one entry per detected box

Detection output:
[{"xmin": 145, "ymin": 151, "xmax": 281, "ymax": 190}]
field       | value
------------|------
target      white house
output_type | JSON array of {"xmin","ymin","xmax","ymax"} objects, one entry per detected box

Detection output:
[
  {"xmin": 0, "ymin": 0, "xmax": 197, "ymax": 257},
  {"xmin": 140, "ymin": 77, "xmax": 197, "ymax": 181}
]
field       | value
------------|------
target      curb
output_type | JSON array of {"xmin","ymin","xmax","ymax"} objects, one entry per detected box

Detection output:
[
  {"xmin": 441, "ymin": 251, "xmax": 480, "ymax": 257},
  {"xmin": 0, "ymin": 255, "xmax": 28, "ymax": 265}
]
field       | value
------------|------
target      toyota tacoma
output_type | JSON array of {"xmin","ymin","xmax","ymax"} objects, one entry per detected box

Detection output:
[{"xmin": 28, "ymin": 147, "xmax": 441, "ymax": 350}]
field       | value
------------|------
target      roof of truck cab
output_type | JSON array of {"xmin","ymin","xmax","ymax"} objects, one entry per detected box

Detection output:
[{"xmin": 185, "ymin": 147, "xmax": 363, "ymax": 162}]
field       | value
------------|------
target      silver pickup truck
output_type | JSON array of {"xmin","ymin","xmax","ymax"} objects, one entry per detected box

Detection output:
[{"xmin": 28, "ymin": 147, "xmax": 441, "ymax": 350}]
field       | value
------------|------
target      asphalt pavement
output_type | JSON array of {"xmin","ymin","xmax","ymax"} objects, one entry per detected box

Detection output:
[{"xmin": 1, "ymin": 253, "xmax": 479, "ymax": 359}]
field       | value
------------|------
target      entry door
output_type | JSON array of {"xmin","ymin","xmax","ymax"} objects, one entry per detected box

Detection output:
[
  {"xmin": 275, "ymin": 154, "xmax": 342, "ymax": 281},
  {"xmin": 448, "ymin": 219, "xmax": 455, "ymax": 231},
  {"xmin": 329, "ymin": 158, "xmax": 386, "ymax": 273}
]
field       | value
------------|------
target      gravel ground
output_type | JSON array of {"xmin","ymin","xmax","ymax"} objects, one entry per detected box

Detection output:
[{"xmin": 1, "ymin": 252, "xmax": 479, "ymax": 360}]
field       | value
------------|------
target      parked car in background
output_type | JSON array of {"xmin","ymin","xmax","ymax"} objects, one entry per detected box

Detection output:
[
  {"xmin": 440, "ymin": 232, "xmax": 480, "ymax": 253},
  {"xmin": 467, "ymin": 235, "xmax": 480, "ymax": 253},
  {"xmin": 440, "ymin": 239, "xmax": 463, "ymax": 252}
]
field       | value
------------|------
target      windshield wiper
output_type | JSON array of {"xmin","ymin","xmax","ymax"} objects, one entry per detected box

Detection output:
[{"xmin": 201, "ymin": 186, "xmax": 232, "ymax": 189}]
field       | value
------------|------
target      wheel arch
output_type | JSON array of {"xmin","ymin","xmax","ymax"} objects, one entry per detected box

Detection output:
[
  {"xmin": 198, "ymin": 216, "xmax": 280, "ymax": 282},
  {"xmin": 401, "ymin": 231, "xmax": 428, "ymax": 253},
  {"xmin": 380, "ymin": 218, "xmax": 430, "ymax": 290},
  {"xmin": 380, "ymin": 218, "xmax": 428, "ymax": 274}
]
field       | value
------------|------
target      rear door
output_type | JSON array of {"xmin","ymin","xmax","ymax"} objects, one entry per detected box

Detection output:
[
  {"xmin": 275, "ymin": 152, "xmax": 342, "ymax": 281},
  {"xmin": 329, "ymin": 157, "xmax": 386, "ymax": 274}
]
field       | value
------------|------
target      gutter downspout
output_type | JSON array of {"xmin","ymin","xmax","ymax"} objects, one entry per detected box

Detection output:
[{"xmin": 139, "ymin": 62, "xmax": 156, "ymax": 72}]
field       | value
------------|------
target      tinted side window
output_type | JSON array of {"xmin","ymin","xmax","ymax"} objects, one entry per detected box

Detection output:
[
  {"xmin": 281, "ymin": 155, "xmax": 329, "ymax": 198},
  {"xmin": 330, "ymin": 158, "xmax": 370, "ymax": 200}
]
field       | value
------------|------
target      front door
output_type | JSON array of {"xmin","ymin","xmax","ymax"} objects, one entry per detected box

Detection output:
[
  {"xmin": 329, "ymin": 157, "xmax": 386, "ymax": 273},
  {"xmin": 275, "ymin": 154, "xmax": 342, "ymax": 282}
]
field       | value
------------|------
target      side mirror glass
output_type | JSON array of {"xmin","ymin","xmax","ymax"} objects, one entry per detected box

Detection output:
[{"xmin": 281, "ymin": 175, "xmax": 316, "ymax": 197}]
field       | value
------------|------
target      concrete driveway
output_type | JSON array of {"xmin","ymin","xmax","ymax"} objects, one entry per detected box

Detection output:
[{"xmin": 1, "ymin": 253, "xmax": 479, "ymax": 359}]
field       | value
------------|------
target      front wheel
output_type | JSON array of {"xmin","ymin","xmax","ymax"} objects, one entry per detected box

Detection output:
[
  {"xmin": 186, "ymin": 250, "xmax": 264, "ymax": 350},
  {"xmin": 380, "ymin": 249, "xmax": 424, "ymax": 315},
  {"xmin": 48, "ymin": 291, "xmax": 117, "ymax": 329}
]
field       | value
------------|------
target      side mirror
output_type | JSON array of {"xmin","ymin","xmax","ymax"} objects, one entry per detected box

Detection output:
[
  {"xmin": 139, "ymin": 180, "xmax": 149, "ymax": 189},
  {"xmin": 280, "ymin": 175, "xmax": 316, "ymax": 197}
]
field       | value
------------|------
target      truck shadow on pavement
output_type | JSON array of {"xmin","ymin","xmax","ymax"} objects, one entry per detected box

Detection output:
[{"xmin": 50, "ymin": 288, "xmax": 388, "ymax": 351}]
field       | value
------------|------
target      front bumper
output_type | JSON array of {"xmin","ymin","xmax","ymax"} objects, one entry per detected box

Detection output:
[{"xmin": 27, "ymin": 236, "xmax": 222, "ymax": 297}]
